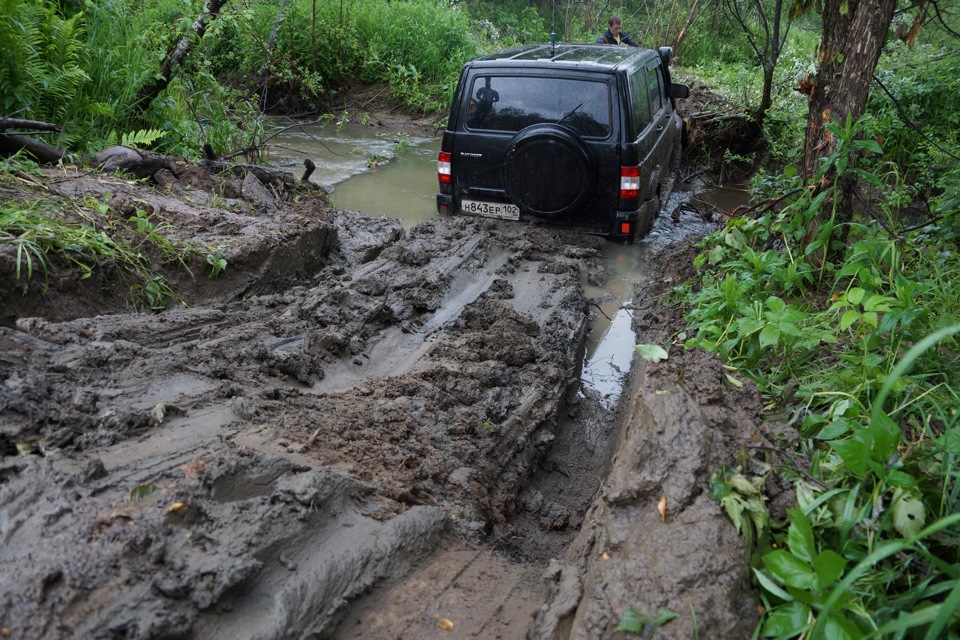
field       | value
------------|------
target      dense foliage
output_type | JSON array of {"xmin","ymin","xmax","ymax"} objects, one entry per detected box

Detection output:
[
  {"xmin": 2, "ymin": 0, "xmax": 960, "ymax": 636},
  {"xmin": 0, "ymin": 0, "xmax": 548, "ymax": 156},
  {"xmin": 686, "ymin": 113, "xmax": 960, "ymax": 637},
  {"xmin": 675, "ymin": 15, "xmax": 960, "ymax": 633}
]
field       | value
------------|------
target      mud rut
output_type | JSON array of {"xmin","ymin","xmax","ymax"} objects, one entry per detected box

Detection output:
[{"xmin": 1, "ymin": 164, "xmax": 768, "ymax": 639}]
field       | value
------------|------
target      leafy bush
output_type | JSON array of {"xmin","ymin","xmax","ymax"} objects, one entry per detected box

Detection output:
[
  {"xmin": 683, "ymin": 116, "xmax": 960, "ymax": 637},
  {"xmin": 870, "ymin": 42, "xmax": 960, "ymax": 199},
  {"xmin": 201, "ymin": 0, "xmax": 479, "ymax": 113}
]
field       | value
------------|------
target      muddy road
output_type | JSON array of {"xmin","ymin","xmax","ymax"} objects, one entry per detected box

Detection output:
[{"xmin": 0, "ymin": 145, "xmax": 773, "ymax": 638}]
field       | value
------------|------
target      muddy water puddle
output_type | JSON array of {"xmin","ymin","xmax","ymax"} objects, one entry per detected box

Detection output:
[{"xmin": 270, "ymin": 119, "xmax": 439, "ymax": 229}]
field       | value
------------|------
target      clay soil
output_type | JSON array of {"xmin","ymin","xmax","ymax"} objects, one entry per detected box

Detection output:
[{"xmin": 1, "ymin": 104, "xmax": 782, "ymax": 639}]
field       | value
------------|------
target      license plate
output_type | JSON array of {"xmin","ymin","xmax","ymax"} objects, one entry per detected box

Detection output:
[{"xmin": 460, "ymin": 199, "xmax": 520, "ymax": 220}]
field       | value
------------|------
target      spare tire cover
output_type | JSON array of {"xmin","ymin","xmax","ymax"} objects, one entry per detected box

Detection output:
[{"xmin": 502, "ymin": 124, "xmax": 595, "ymax": 217}]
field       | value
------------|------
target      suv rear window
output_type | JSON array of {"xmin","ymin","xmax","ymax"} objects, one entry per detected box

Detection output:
[{"xmin": 465, "ymin": 76, "xmax": 611, "ymax": 138}]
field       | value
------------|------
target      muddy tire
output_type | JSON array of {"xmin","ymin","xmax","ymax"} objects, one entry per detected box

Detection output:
[
  {"xmin": 502, "ymin": 124, "xmax": 595, "ymax": 217},
  {"xmin": 659, "ymin": 130, "xmax": 683, "ymax": 207}
]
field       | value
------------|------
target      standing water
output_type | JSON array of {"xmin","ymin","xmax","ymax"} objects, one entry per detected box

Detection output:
[{"xmin": 270, "ymin": 119, "xmax": 439, "ymax": 228}]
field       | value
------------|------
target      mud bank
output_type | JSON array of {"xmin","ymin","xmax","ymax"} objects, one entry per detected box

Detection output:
[{"xmin": 1, "ymin": 158, "xmax": 769, "ymax": 638}]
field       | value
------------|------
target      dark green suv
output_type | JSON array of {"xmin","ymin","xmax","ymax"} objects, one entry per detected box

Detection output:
[{"xmin": 436, "ymin": 44, "xmax": 689, "ymax": 242}]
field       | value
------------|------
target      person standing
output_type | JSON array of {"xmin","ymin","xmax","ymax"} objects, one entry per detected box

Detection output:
[{"xmin": 596, "ymin": 16, "xmax": 637, "ymax": 46}]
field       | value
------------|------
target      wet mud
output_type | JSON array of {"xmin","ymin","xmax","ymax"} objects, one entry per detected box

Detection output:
[{"xmin": 1, "ymin": 153, "xmax": 772, "ymax": 638}]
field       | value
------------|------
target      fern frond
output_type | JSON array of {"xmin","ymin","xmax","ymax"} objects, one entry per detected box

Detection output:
[
  {"xmin": 0, "ymin": 0, "xmax": 45, "ymax": 115},
  {"xmin": 120, "ymin": 129, "xmax": 167, "ymax": 149}
]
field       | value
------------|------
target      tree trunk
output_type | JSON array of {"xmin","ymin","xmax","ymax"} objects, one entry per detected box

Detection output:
[
  {"xmin": 801, "ymin": 0, "xmax": 897, "ymax": 180},
  {"xmin": 673, "ymin": 0, "xmax": 701, "ymax": 55},
  {"xmin": 132, "ymin": 0, "xmax": 231, "ymax": 115}
]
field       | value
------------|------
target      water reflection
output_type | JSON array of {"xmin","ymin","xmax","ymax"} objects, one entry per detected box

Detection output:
[
  {"xmin": 579, "ymin": 236, "xmax": 651, "ymax": 407},
  {"xmin": 268, "ymin": 119, "xmax": 440, "ymax": 229},
  {"xmin": 330, "ymin": 143, "xmax": 440, "ymax": 229}
]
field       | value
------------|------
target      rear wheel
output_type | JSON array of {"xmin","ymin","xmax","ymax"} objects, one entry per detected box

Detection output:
[{"xmin": 502, "ymin": 124, "xmax": 595, "ymax": 218}]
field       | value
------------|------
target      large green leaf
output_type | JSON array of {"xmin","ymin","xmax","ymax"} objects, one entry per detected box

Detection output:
[
  {"xmin": 762, "ymin": 601, "xmax": 810, "ymax": 637},
  {"xmin": 763, "ymin": 550, "xmax": 816, "ymax": 590},
  {"xmin": 787, "ymin": 507, "xmax": 815, "ymax": 564},
  {"xmin": 813, "ymin": 550, "xmax": 847, "ymax": 592}
]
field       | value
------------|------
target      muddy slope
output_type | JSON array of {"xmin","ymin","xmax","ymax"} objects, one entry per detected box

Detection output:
[
  {"xmin": 0, "ymin": 168, "xmax": 604, "ymax": 637},
  {"xmin": 1, "ymin": 158, "xmax": 768, "ymax": 638}
]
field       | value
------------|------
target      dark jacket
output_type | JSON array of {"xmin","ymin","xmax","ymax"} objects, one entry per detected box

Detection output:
[{"xmin": 595, "ymin": 29, "xmax": 637, "ymax": 46}]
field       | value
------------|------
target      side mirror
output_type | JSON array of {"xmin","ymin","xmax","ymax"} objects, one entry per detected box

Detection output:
[
  {"xmin": 669, "ymin": 83, "xmax": 690, "ymax": 99},
  {"xmin": 658, "ymin": 46, "xmax": 673, "ymax": 67}
]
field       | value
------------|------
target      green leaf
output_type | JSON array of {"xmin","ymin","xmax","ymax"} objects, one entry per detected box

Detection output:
[
  {"xmin": 787, "ymin": 507, "xmax": 815, "ymax": 564},
  {"xmin": 813, "ymin": 550, "xmax": 847, "ymax": 591},
  {"xmin": 724, "ymin": 373, "xmax": 744, "ymax": 388},
  {"xmin": 635, "ymin": 344, "xmax": 669, "ymax": 362},
  {"xmin": 863, "ymin": 295, "xmax": 892, "ymax": 311},
  {"xmin": 942, "ymin": 428, "xmax": 960, "ymax": 455},
  {"xmin": 823, "ymin": 612, "xmax": 857, "ymax": 640},
  {"xmin": 839, "ymin": 310, "xmax": 860, "ymax": 331},
  {"xmin": 653, "ymin": 608, "xmax": 678, "ymax": 625},
  {"xmin": 846, "ymin": 287, "xmax": 866, "ymax": 306},
  {"xmin": 614, "ymin": 608, "xmax": 646, "ymax": 633},
  {"xmin": 818, "ymin": 418, "xmax": 851, "ymax": 440},
  {"xmin": 859, "ymin": 138, "xmax": 883, "ymax": 154},
  {"xmin": 829, "ymin": 438, "xmax": 872, "ymax": 478},
  {"xmin": 868, "ymin": 410, "xmax": 902, "ymax": 465},
  {"xmin": 762, "ymin": 601, "xmax": 810, "ymax": 637},
  {"xmin": 753, "ymin": 567, "xmax": 793, "ymax": 601},
  {"xmin": 885, "ymin": 470, "xmax": 918, "ymax": 487},
  {"xmin": 765, "ymin": 296, "xmax": 787, "ymax": 313},
  {"xmin": 759, "ymin": 324, "xmax": 781, "ymax": 348},
  {"xmin": 763, "ymin": 550, "xmax": 816, "ymax": 590},
  {"xmin": 891, "ymin": 489, "xmax": 925, "ymax": 539}
]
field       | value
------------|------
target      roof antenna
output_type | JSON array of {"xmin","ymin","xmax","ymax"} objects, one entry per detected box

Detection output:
[{"xmin": 550, "ymin": 0, "xmax": 556, "ymax": 56}]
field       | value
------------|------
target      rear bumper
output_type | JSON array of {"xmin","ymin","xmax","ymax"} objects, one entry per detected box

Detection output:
[
  {"xmin": 437, "ymin": 193, "xmax": 654, "ymax": 241},
  {"xmin": 436, "ymin": 193, "xmax": 454, "ymax": 214}
]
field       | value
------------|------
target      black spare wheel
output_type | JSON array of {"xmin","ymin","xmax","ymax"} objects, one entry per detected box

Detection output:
[{"xmin": 502, "ymin": 124, "xmax": 595, "ymax": 217}]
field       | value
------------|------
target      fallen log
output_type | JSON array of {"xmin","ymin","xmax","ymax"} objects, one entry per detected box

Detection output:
[
  {"xmin": 0, "ymin": 132, "xmax": 72, "ymax": 164},
  {"xmin": 0, "ymin": 117, "xmax": 61, "ymax": 132},
  {"xmin": 132, "ymin": 0, "xmax": 231, "ymax": 115},
  {"xmin": 96, "ymin": 146, "xmax": 178, "ymax": 178}
]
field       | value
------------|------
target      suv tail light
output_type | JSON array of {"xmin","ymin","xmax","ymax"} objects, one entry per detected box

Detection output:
[
  {"xmin": 620, "ymin": 166, "xmax": 640, "ymax": 199},
  {"xmin": 438, "ymin": 151, "xmax": 452, "ymax": 184}
]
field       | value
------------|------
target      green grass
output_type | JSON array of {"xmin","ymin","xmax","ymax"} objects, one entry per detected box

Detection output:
[{"xmin": 0, "ymin": 163, "xmax": 222, "ymax": 309}]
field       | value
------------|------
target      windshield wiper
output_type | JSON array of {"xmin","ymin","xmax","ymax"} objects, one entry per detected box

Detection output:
[{"xmin": 557, "ymin": 103, "xmax": 583, "ymax": 124}]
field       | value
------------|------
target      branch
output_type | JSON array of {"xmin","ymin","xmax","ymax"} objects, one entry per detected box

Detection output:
[
  {"xmin": 220, "ymin": 118, "xmax": 341, "ymax": 160},
  {"xmin": 132, "ymin": 0, "xmax": 231, "ymax": 114},
  {"xmin": 931, "ymin": 0, "xmax": 960, "ymax": 38},
  {"xmin": 0, "ymin": 117, "xmax": 61, "ymax": 132},
  {"xmin": 872, "ymin": 74, "xmax": 960, "ymax": 161},
  {"xmin": 737, "ymin": 186, "xmax": 807, "ymax": 218}
]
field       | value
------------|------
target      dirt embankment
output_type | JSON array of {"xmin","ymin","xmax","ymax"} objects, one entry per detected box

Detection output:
[{"xmin": 1, "ymin": 132, "xmax": 776, "ymax": 638}]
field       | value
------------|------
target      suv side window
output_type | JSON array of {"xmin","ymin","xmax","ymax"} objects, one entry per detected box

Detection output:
[
  {"xmin": 646, "ymin": 66, "xmax": 663, "ymax": 118},
  {"xmin": 629, "ymin": 69, "xmax": 651, "ymax": 134},
  {"xmin": 465, "ymin": 75, "xmax": 611, "ymax": 138}
]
